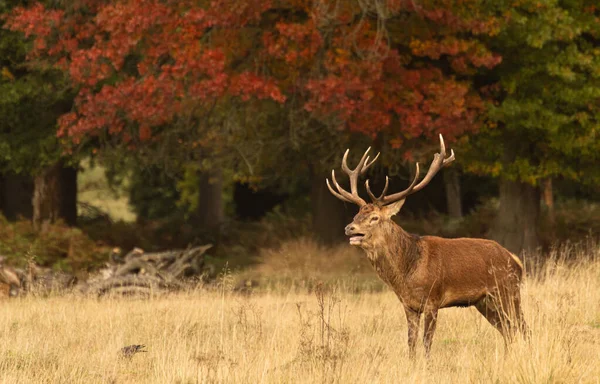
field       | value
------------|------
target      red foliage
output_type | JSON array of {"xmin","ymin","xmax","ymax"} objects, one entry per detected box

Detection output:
[
  {"xmin": 6, "ymin": 0, "xmax": 282, "ymax": 144},
  {"xmin": 5, "ymin": 0, "xmax": 499, "ymax": 148}
]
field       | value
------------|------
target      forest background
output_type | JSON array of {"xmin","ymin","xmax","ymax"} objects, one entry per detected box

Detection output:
[{"xmin": 1, "ymin": 0, "xmax": 600, "ymax": 276}]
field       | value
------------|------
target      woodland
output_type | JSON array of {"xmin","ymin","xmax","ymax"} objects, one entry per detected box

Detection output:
[{"xmin": 0, "ymin": 0, "xmax": 600, "ymax": 277}]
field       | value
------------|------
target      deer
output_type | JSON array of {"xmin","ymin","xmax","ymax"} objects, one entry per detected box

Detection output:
[{"xmin": 326, "ymin": 135, "xmax": 527, "ymax": 359}]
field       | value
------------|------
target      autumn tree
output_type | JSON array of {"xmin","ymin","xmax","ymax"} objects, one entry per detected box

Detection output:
[
  {"xmin": 463, "ymin": 0, "xmax": 600, "ymax": 253},
  {"xmin": 243, "ymin": 0, "xmax": 502, "ymax": 240},
  {"xmin": 0, "ymin": 0, "xmax": 77, "ymax": 229},
  {"xmin": 6, "ymin": 0, "xmax": 287, "ymax": 232},
  {"xmin": 6, "ymin": 0, "xmax": 501, "ymax": 240}
]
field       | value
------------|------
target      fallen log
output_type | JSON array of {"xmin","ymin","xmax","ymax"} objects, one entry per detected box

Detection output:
[
  {"xmin": 0, "ymin": 244, "xmax": 213, "ymax": 298},
  {"xmin": 79, "ymin": 244, "xmax": 213, "ymax": 297},
  {"xmin": 86, "ymin": 275, "xmax": 181, "ymax": 296}
]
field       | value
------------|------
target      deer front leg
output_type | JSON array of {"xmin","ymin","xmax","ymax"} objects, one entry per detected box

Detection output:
[
  {"xmin": 404, "ymin": 307, "xmax": 421, "ymax": 359},
  {"xmin": 423, "ymin": 309, "xmax": 438, "ymax": 359}
]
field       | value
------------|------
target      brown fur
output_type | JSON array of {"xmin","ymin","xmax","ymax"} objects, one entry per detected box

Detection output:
[{"xmin": 345, "ymin": 203, "xmax": 527, "ymax": 358}]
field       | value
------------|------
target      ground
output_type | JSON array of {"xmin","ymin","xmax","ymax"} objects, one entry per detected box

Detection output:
[{"xmin": 0, "ymin": 248, "xmax": 599, "ymax": 383}]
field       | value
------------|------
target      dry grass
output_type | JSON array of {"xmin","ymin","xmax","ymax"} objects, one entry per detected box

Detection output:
[
  {"xmin": 234, "ymin": 238, "xmax": 385, "ymax": 292},
  {"xmin": 1, "ymin": 243, "xmax": 600, "ymax": 383}
]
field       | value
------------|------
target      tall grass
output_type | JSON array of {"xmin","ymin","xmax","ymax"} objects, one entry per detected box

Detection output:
[
  {"xmin": 232, "ymin": 238, "xmax": 385, "ymax": 293},
  {"xmin": 0, "ymin": 242, "xmax": 599, "ymax": 383}
]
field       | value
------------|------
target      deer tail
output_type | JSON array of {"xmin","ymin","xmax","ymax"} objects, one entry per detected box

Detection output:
[{"xmin": 509, "ymin": 252, "xmax": 524, "ymax": 275}]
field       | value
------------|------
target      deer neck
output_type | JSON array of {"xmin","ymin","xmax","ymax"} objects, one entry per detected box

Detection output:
[{"xmin": 364, "ymin": 222, "xmax": 421, "ymax": 286}]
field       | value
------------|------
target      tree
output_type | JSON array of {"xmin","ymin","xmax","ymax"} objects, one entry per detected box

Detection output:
[
  {"xmin": 0, "ymin": 0, "xmax": 76, "ymax": 229},
  {"xmin": 6, "ymin": 0, "xmax": 501, "ymax": 241},
  {"xmin": 0, "ymin": 173, "xmax": 33, "ymax": 220},
  {"xmin": 5, "ymin": 0, "xmax": 287, "ymax": 233},
  {"xmin": 443, "ymin": 168, "xmax": 462, "ymax": 218},
  {"xmin": 6, "ymin": 0, "xmax": 285, "ymax": 143},
  {"xmin": 463, "ymin": 0, "xmax": 600, "ymax": 253},
  {"xmin": 243, "ymin": 0, "xmax": 502, "ymax": 240}
]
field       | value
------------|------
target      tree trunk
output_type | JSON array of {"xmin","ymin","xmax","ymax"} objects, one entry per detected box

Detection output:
[
  {"xmin": 443, "ymin": 168, "xmax": 462, "ymax": 218},
  {"xmin": 310, "ymin": 170, "xmax": 349, "ymax": 244},
  {"xmin": 1, "ymin": 173, "xmax": 34, "ymax": 220},
  {"xmin": 542, "ymin": 178, "xmax": 554, "ymax": 223},
  {"xmin": 32, "ymin": 164, "xmax": 62, "ymax": 232},
  {"xmin": 31, "ymin": 161, "xmax": 78, "ymax": 231},
  {"xmin": 194, "ymin": 167, "xmax": 224, "ymax": 232},
  {"xmin": 60, "ymin": 165, "xmax": 78, "ymax": 226},
  {"xmin": 489, "ymin": 179, "xmax": 540, "ymax": 254}
]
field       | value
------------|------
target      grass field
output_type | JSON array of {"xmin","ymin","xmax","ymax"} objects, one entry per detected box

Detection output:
[{"xmin": 1, "ymin": 242, "xmax": 599, "ymax": 383}]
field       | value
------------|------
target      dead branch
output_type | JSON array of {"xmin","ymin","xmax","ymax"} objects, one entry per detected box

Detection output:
[
  {"xmin": 80, "ymin": 244, "xmax": 213, "ymax": 297},
  {"xmin": 0, "ymin": 244, "xmax": 213, "ymax": 299}
]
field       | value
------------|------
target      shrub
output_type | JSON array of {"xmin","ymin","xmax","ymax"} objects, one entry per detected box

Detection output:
[{"xmin": 0, "ymin": 216, "xmax": 109, "ymax": 272}]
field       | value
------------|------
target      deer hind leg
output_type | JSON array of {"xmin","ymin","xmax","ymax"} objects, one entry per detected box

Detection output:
[
  {"xmin": 423, "ymin": 309, "xmax": 438, "ymax": 359},
  {"xmin": 476, "ymin": 291, "xmax": 526, "ymax": 346},
  {"xmin": 510, "ymin": 290, "xmax": 530, "ymax": 339},
  {"xmin": 475, "ymin": 295, "xmax": 515, "ymax": 347},
  {"xmin": 498, "ymin": 286, "xmax": 529, "ymax": 340},
  {"xmin": 404, "ymin": 307, "xmax": 421, "ymax": 360}
]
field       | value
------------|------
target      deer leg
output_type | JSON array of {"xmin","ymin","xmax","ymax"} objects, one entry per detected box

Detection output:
[
  {"xmin": 475, "ymin": 295, "xmax": 514, "ymax": 348},
  {"xmin": 404, "ymin": 307, "xmax": 421, "ymax": 359},
  {"xmin": 475, "ymin": 298, "xmax": 507, "ymax": 333},
  {"xmin": 499, "ymin": 288, "xmax": 529, "ymax": 342},
  {"xmin": 423, "ymin": 309, "xmax": 438, "ymax": 359},
  {"xmin": 509, "ymin": 290, "xmax": 529, "ymax": 337}
]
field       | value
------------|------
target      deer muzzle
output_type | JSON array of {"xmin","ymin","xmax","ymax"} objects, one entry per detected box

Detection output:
[{"xmin": 345, "ymin": 224, "xmax": 365, "ymax": 246}]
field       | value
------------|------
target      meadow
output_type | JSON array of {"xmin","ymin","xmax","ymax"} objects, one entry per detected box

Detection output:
[{"xmin": 0, "ymin": 240, "xmax": 599, "ymax": 384}]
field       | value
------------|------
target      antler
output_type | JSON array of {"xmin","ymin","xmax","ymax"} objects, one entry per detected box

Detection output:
[
  {"xmin": 326, "ymin": 147, "xmax": 380, "ymax": 207},
  {"xmin": 366, "ymin": 134, "xmax": 455, "ymax": 206}
]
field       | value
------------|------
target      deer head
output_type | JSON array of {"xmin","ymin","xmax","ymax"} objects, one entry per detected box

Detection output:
[{"xmin": 326, "ymin": 135, "xmax": 455, "ymax": 250}]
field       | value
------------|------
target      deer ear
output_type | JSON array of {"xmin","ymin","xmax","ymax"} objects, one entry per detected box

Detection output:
[{"xmin": 382, "ymin": 199, "xmax": 405, "ymax": 218}]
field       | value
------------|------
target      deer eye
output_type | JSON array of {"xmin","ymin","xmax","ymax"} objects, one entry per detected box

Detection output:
[{"xmin": 370, "ymin": 216, "xmax": 379, "ymax": 222}]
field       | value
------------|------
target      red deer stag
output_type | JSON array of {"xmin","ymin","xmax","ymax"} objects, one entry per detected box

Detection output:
[{"xmin": 326, "ymin": 135, "xmax": 527, "ymax": 358}]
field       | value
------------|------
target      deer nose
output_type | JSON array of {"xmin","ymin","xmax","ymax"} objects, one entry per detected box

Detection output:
[{"xmin": 345, "ymin": 224, "xmax": 356, "ymax": 235}]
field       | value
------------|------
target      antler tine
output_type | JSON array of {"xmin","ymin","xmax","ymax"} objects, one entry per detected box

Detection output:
[
  {"xmin": 409, "ymin": 134, "xmax": 455, "ymax": 193},
  {"xmin": 444, "ymin": 148, "xmax": 455, "ymax": 165},
  {"xmin": 341, "ymin": 147, "xmax": 371, "ymax": 173},
  {"xmin": 361, "ymin": 152, "xmax": 380, "ymax": 175},
  {"xmin": 438, "ymin": 133, "xmax": 455, "ymax": 165},
  {"xmin": 376, "ymin": 134, "xmax": 454, "ymax": 205},
  {"xmin": 326, "ymin": 147, "xmax": 377, "ymax": 206},
  {"xmin": 326, "ymin": 166, "xmax": 367, "ymax": 206},
  {"xmin": 325, "ymin": 147, "xmax": 389, "ymax": 207},
  {"xmin": 332, "ymin": 170, "xmax": 363, "ymax": 203},
  {"xmin": 340, "ymin": 148, "xmax": 352, "ymax": 173},
  {"xmin": 375, "ymin": 162, "xmax": 420, "ymax": 204},
  {"xmin": 326, "ymin": 177, "xmax": 353, "ymax": 203},
  {"xmin": 365, "ymin": 176, "xmax": 389, "ymax": 202},
  {"xmin": 341, "ymin": 147, "xmax": 372, "ymax": 195}
]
